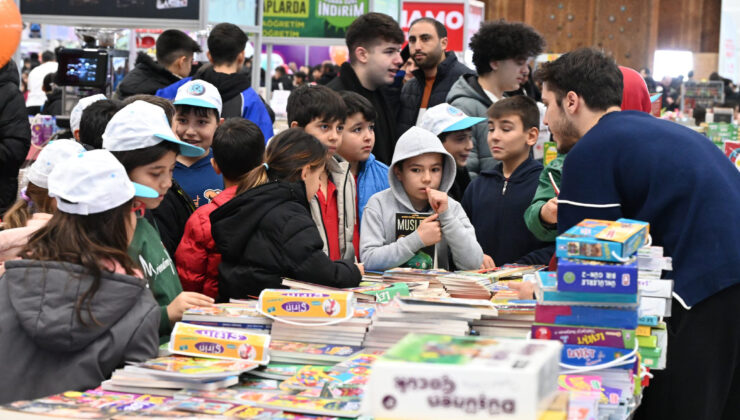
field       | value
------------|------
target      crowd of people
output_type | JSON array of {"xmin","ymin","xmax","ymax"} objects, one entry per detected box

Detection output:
[{"xmin": 0, "ymin": 12, "xmax": 739, "ymax": 420}]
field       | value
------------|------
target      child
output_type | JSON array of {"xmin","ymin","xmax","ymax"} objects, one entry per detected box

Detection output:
[
  {"xmin": 287, "ymin": 84, "xmax": 357, "ymax": 263},
  {"xmin": 77, "ymin": 99, "xmax": 122, "ymax": 150},
  {"xmin": 462, "ymin": 96, "xmax": 553, "ymax": 265},
  {"xmin": 419, "ymin": 103, "xmax": 486, "ymax": 201},
  {"xmin": 360, "ymin": 126, "xmax": 483, "ymax": 271},
  {"xmin": 0, "ymin": 149, "xmax": 160, "ymax": 403},
  {"xmin": 175, "ymin": 118, "xmax": 265, "ymax": 299},
  {"xmin": 0, "ymin": 140, "xmax": 85, "ymax": 269},
  {"xmin": 210, "ymin": 128, "xmax": 362, "ymax": 301},
  {"xmin": 103, "ymin": 100, "xmax": 214, "ymax": 340},
  {"xmin": 70, "ymin": 93, "xmax": 106, "ymax": 143},
  {"xmin": 336, "ymin": 91, "xmax": 389, "ymax": 226},
  {"xmin": 172, "ymin": 79, "xmax": 225, "ymax": 208}
]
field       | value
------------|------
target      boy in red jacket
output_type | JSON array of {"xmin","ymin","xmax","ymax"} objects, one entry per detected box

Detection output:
[{"xmin": 175, "ymin": 119, "xmax": 265, "ymax": 298}]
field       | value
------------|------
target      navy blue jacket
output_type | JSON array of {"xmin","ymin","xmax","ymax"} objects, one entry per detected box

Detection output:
[
  {"xmin": 558, "ymin": 111, "xmax": 740, "ymax": 307},
  {"xmin": 462, "ymin": 157, "xmax": 554, "ymax": 265}
]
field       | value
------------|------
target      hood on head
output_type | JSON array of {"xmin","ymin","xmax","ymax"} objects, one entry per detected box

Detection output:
[
  {"xmin": 619, "ymin": 66, "xmax": 652, "ymax": 113},
  {"xmin": 388, "ymin": 126, "xmax": 457, "ymax": 211},
  {"xmin": 3, "ymin": 259, "xmax": 148, "ymax": 352}
]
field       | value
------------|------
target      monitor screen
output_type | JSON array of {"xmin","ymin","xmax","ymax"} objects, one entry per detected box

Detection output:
[{"xmin": 56, "ymin": 49, "xmax": 108, "ymax": 88}]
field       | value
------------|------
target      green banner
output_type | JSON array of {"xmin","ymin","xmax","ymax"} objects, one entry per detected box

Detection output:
[{"xmin": 263, "ymin": 0, "xmax": 368, "ymax": 39}]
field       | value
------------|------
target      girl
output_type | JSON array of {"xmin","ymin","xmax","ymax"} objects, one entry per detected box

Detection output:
[
  {"xmin": 0, "ymin": 150, "xmax": 160, "ymax": 403},
  {"xmin": 211, "ymin": 128, "xmax": 362, "ymax": 301},
  {"xmin": 102, "ymin": 100, "xmax": 214, "ymax": 340}
]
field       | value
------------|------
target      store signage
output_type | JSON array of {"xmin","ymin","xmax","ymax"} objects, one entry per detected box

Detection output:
[
  {"xmin": 401, "ymin": 2, "xmax": 466, "ymax": 51},
  {"xmin": 263, "ymin": 0, "xmax": 368, "ymax": 39}
]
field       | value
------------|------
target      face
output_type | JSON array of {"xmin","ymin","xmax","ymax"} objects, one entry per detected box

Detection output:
[
  {"xmin": 300, "ymin": 118, "xmax": 344, "ymax": 156},
  {"xmin": 408, "ymin": 22, "xmax": 446, "ymax": 70},
  {"xmin": 127, "ymin": 151, "xmax": 177, "ymax": 210},
  {"xmin": 364, "ymin": 41, "xmax": 404, "ymax": 88},
  {"xmin": 338, "ymin": 112, "xmax": 375, "ymax": 163},
  {"xmin": 173, "ymin": 108, "xmax": 220, "ymax": 155},
  {"xmin": 393, "ymin": 153, "xmax": 443, "ymax": 208},
  {"xmin": 312, "ymin": 69, "xmax": 322, "ymax": 80},
  {"xmin": 491, "ymin": 58, "xmax": 530, "ymax": 91},
  {"xmin": 487, "ymin": 115, "xmax": 535, "ymax": 162},
  {"xmin": 541, "ymin": 83, "xmax": 581, "ymax": 154},
  {"xmin": 401, "ymin": 58, "xmax": 417, "ymax": 83},
  {"xmin": 441, "ymin": 129, "xmax": 473, "ymax": 167},
  {"xmin": 302, "ymin": 163, "xmax": 325, "ymax": 201}
]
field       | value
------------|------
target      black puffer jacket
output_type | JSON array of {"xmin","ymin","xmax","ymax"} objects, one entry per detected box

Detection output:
[
  {"xmin": 0, "ymin": 60, "xmax": 31, "ymax": 214},
  {"xmin": 211, "ymin": 180, "xmax": 361, "ymax": 302},
  {"xmin": 397, "ymin": 52, "xmax": 473, "ymax": 135},
  {"xmin": 115, "ymin": 52, "xmax": 181, "ymax": 99}
]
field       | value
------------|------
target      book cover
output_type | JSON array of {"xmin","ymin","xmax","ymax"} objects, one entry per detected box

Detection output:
[
  {"xmin": 561, "ymin": 344, "xmax": 634, "ymax": 369},
  {"xmin": 557, "ymin": 259, "xmax": 638, "ymax": 294},
  {"xmin": 168, "ymin": 323, "xmax": 270, "ymax": 363},
  {"xmin": 133, "ymin": 356, "xmax": 259, "ymax": 379},
  {"xmin": 535, "ymin": 271, "xmax": 639, "ymax": 307},
  {"xmin": 531, "ymin": 324, "xmax": 636, "ymax": 349},
  {"xmin": 259, "ymin": 289, "xmax": 355, "ymax": 320},
  {"xmin": 556, "ymin": 219, "xmax": 649, "ymax": 262},
  {"xmin": 396, "ymin": 212, "xmax": 437, "ymax": 269},
  {"xmin": 269, "ymin": 340, "xmax": 363, "ymax": 362},
  {"xmin": 251, "ymin": 394, "xmax": 362, "ymax": 417},
  {"xmin": 534, "ymin": 305, "xmax": 639, "ymax": 329}
]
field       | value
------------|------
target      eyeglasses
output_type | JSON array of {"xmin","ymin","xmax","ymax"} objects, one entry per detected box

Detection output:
[{"xmin": 131, "ymin": 201, "xmax": 146, "ymax": 218}]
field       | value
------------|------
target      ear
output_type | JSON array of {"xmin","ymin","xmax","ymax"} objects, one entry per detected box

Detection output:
[
  {"xmin": 236, "ymin": 51, "xmax": 245, "ymax": 66},
  {"xmin": 355, "ymin": 46, "xmax": 370, "ymax": 65},
  {"xmin": 290, "ymin": 121, "xmax": 299, "ymax": 128},
  {"xmin": 219, "ymin": 117, "xmax": 225, "ymax": 125},
  {"xmin": 73, "ymin": 129, "xmax": 80, "ymax": 141},
  {"xmin": 211, "ymin": 158, "xmax": 221, "ymax": 175},
  {"xmin": 392, "ymin": 164, "xmax": 403, "ymax": 181},
  {"xmin": 526, "ymin": 126, "xmax": 539, "ymax": 146},
  {"xmin": 564, "ymin": 91, "xmax": 580, "ymax": 116},
  {"xmin": 489, "ymin": 60, "xmax": 498, "ymax": 72},
  {"xmin": 300, "ymin": 164, "xmax": 310, "ymax": 181},
  {"xmin": 207, "ymin": 51, "xmax": 214, "ymax": 64},
  {"xmin": 439, "ymin": 37, "xmax": 448, "ymax": 51}
]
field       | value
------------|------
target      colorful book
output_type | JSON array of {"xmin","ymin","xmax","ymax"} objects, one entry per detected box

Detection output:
[
  {"xmin": 557, "ymin": 259, "xmax": 638, "ymax": 294},
  {"xmin": 561, "ymin": 344, "xmax": 635, "ymax": 369},
  {"xmin": 250, "ymin": 394, "xmax": 362, "ymax": 417},
  {"xmin": 168, "ymin": 322, "xmax": 270, "ymax": 363},
  {"xmin": 131, "ymin": 356, "xmax": 259, "ymax": 379},
  {"xmin": 636, "ymin": 335, "xmax": 658, "ymax": 348},
  {"xmin": 2, "ymin": 390, "xmax": 171, "ymax": 418},
  {"xmin": 396, "ymin": 212, "xmax": 437, "ymax": 269},
  {"xmin": 535, "ymin": 305, "xmax": 639, "ymax": 329},
  {"xmin": 269, "ymin": 340, "xmax": 363, "ymax": 364},
  {"xmin": 531, "ymin": 324, "xmax": 636, "ymax": 349},
  {"xmin": 535, "ymin": 271, "xmax": 639, "ymax": 306},
  {"xmin": 556, "ymin": 219, "xmax": 649, "ymax": 262},
  {"xmin": 638, "ymin": 315, "xmax": 660, "ymax": 326}
]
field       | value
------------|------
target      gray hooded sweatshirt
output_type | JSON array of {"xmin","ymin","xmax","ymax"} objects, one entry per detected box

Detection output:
[
  {"xmin": 360, "ymin": 126, "xmax": 483, "ymax": 271},
  {"xmin": 0, "ymin": 260, "xmax": 160, "ymax": 404}
]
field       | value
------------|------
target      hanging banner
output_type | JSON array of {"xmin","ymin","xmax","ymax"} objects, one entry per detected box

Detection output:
[
  {"xmin": 401, "ymin": 1, "xmax": 465, "ymax": 52},
  {"xmin": 263, "ymin": 0, "xmax": 369, "ymax": 39}
]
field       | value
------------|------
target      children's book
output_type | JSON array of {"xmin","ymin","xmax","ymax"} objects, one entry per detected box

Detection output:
[
  {"xmin": 182, "ymin": 303, "xmax": 271, "ymax": 330},
  {"xmin": 396, "ymin": 212, "xmax": 437, "ymax": 269},
  {"xmin": 561, "ymin": 344, "xmax": 635, "ymax": 369},
  {"xmin": 130, "ymin": 356, "xmax": 260, "ymax": 379},
  {"xmin": 269, "ymin": 340, "xmax": 364, "ymax": 364},
  {"xmin": 250, "ymin": 394, "xmax": 362, "ymax": 418},
  {"xmin": 1, "ymin": 390, "xmax": 171, "ymax": 418},
  {"xmin": 555, "ymin": 219, "xmax": 649, "ymax": 262},
  {"xmin": 247, "ymin": 363, "xmax": 306, "ymax": 380},
  {"xmin": 557, "ymin": 259, "xmax": 638, "ymax": 294},
  {"xmin": 531, "ymin": 323, "xmax": 636, "ymax": 349},
  {"xmin": 168, "ymin": 322, "xmax": 271, "ymax": 363},
  {"xmin": 534, "ymin": 305, "xmax": 639, "ymax": 330},
  {"xmin": 535, "ymin": 271, "xmax": 639, "ymax": 307}
]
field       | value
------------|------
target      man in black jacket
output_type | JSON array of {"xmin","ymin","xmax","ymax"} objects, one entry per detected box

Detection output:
[
  {"xmin": 115, "ymin": 29, "xmax": 201, "ymax": 99},
  {"xmin": 0, "ymin": 60, "xmax": 31, "ymax": 214},
  {"xmin": 398, "ymin": 18, "xmax": 473, "ymax": 135},
  {"xmin": 327, "ymin": 13, "xmax": 404, "ymax": 165}
]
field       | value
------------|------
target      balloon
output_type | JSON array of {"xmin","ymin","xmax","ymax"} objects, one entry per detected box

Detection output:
[
  {"xmin": 0, "ymin": 0, "xmax": 22, "ymax": 69},
  {"xmin": 329, "ymin": 46, "xmax": 348, "ymax": 66}
]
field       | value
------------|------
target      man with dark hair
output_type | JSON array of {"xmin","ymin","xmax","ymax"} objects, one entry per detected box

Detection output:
[
  {"xmin": 536, "ymin": 48, "xmax": 740, "ymax": 420},
  {"xmin": 79, "ymin": 99, "xmax": 123, "ymax": 150},
  {"xmin": 0, "ymin": 59, "xmax": 31, "ymax": 214},
  {"xmin": 272, "ymin": 66, "xmax": 294, "ymax": 91},
  {"xmin": 116, "ymin": 29, "xmax": 201, "ymax": 99},
  {"xmin": 447, "ymin": 20, "xmax": 544, "ymax": 176},
  {"xmin": 327, "ymin": 12, "xmax": 404, "ymax": 165},
  {"xmin": 397, "ymin": 17, "xmax": 473, "ymax": 135},
  {"xmin": 26, "ymin": 50, "xmax": 57, "ymax": 114}
]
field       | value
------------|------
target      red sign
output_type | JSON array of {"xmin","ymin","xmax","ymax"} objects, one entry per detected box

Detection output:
[{"xmin": 401, "ymin": 1, "xmax": 466, "ymax": 52}]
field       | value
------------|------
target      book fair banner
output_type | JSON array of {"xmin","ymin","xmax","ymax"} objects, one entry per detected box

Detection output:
[{"xmin": 263, "ymin": 0, "xmax": 369, "ymax": 39}]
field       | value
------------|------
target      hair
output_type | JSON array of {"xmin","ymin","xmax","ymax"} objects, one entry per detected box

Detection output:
[
  {"xmin": 42, "ymin": 72, "xmax": 55, "ymax": 92},
  {"xmin": 174, "ymin": 104, "xmax": 219, "ymax": 121},
  {"xmin": 122, "ymin": 94, "xmax": 176, "ymax": 124},
  {"xmin": 156, "ymin": 29, "xmax": 202, "ymax": 66},
  {"xmin": 237, "ymin": 128, "xmax": 327, "ymax": 194},
  {"xmin": 469, "ymin": 20, "xmax": 544, "ymax": 75},
  {"xmin": 213, "ymin": 118, "xmax": 265, "ymax": 181},
  {"xmin": 1, "ymin": 182, "xmax": 56, "ymax": 230},
  {"xmin": 286, "ymin": 84, "xmax": 345, "ymax": 127},
  {"xmin": 487, "ymin": 95, "xmax": 541, "ymax": 130},
  {"xmin": 345, "ymin": 12, "xmax": 404, "ymax": 61},
  {"xmin": 21, "ymin": 199, "xmax": 137, "ymax": 325},
  {"xmin": 79, "ymin": 100, "xmax": 123, "ymax": 149},
  {"xmin": 339, "ymin": 91, "xmax": 376, "ymax": 122},
  {"xmin": 274, "ymin": 66, "xmax": 287, "ymax": 77},
  {"xmin": 534, "ymin": 48, "xmax": 623, "ymax": 111},
  {"xmin": 208, "ymin": 23, "xmax": 248, "ymax": 66},
  {"xmin": 294, "ymin": 71, "xmax": 307, "ymax": 81},
  {"xmin": 112, "ymin": 141, "xmax": 180, "ymax": 174},
  {"xmin": 409, "ymin": 17, "xmax": 447, "ymax": 38},
  {"xmin": 41, "ymin": 50, "xmax": 55, "ymax": 62}
]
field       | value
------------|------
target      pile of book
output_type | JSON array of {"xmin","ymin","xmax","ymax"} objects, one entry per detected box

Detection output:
[
  {"xmin": 269, "ymin": 304, "xmax": 375, "ymax": 347},
  {"xmin": 470, "ymin": 297, "xmax": 536, "ymax": 339},
  {"xmin": 382, "ymin": 267, "xmax": 450, "ymax": 297},
  {"xmin": 533, "ymin": 218, "xmax": 650, "ymax": 419},
  {"xmin": 636, "ymin": 246, "xmax": 673, "ymax": 370},
  {"xmin": 181, "ymin": 302, "xmax": 272, "ymax": 335}
]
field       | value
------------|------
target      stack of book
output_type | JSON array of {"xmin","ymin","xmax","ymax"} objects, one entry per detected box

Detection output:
[
  {"xmin": 470, "ymin": 298, "xmax": 537, "ymax": 339},
  {"xmin": 437, "ymin": 271, "xmax": 494, "ymax": 299},
  {"xmin": 533, "ymin": 218, "xmax": 650, "ymax": 418},
  {"xmin": 181, "ymin": 302, "xmax": 272, "ymax": 335},
  {"xmin": 281, "ymin": 278, "xmax": 410, "ymax": 304},
  {"xmin": 267, "ymin": 340, "xmax": 365, "ymax": 365},
  {"xmin": 636, "ymin": 246, "xmax": 673, "ymax": 370},
  {"xmin": 382, "ymin": 267, "xmax": 450, "ymax": 297},
  {"xmin": 269, "ymin": 304, "xmax": 375, "ymax": 347}
]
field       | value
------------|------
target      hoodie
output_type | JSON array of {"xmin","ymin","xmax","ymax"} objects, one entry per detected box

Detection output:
[
  {"xmin": 360, "ymin": 127, "xmax": 483, "ymax": 271},
  {"xmin": 210, "ymin": 180, "xmax": 361, "ymax": 302},
  {"xmin": 446, "ymin": 73, "xmax": 500, "ymax": 177},
  {"xmin": 0, "ymin": 259, "xmax": 159, "ymax": 403},
  {"xmin": 462, "ymin": 157, "xmax": 554, "ymax": 265},
  {"xmin": 115, "ymin": 52, "xmax": 181, "ymax": 99},
  {"xmin": 0, "ymin": 60, "xmax": 31, "ymax": 214}
]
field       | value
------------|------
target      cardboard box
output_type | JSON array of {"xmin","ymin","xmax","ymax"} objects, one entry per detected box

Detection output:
[
  {"xmin": 557, "ymin": 259, "xmax": 638, "ymax": 294},
  {"xmin": 556, "ymin": 219, "xmax": 649, "ymax": 263}
]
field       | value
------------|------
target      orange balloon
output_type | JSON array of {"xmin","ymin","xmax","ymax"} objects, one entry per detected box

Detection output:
[
  {"xmin": 0, "ymin": 0, "xmax": 22, "ymax": 68},
  {"xmin": 329, "ymin": 46, "xmax": 348, "ymax": 66}
]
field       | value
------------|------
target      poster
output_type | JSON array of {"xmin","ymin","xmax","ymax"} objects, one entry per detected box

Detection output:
[
  {"xmin": 208, "ymin": 0, "xmax": 258, "ymax": 27},
  {"xmin": 401, "ymin": 1, "xmax": 465, "ymax": 52},
  {"xmin": 263, "ymin": 0, "xmax": 369, "ymax": 39},
  {"xmin": 719, "ymin": 0, "xmax": 740, "ymax": 83},
  {"xmin": 20, "ymin": 0, "xmax": 200, "ymax": 20}
]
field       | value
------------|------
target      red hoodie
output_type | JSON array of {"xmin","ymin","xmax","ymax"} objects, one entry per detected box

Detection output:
[{"xmin": 619, "ymin": 66, "xmax": 652, "ymax": 112}]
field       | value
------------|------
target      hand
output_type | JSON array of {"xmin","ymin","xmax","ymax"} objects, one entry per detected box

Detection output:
[
  {"xmin": 480, "ymin": 254, "xmax": 496, "ymax": 270},
  {"xmin": 355, "ymin": 262, "xmax": 365, "ymax": 276},
  {"xmin": 417, "ymin": 213, "xmax": 442, "ymax": 246},
  {"xmin": 508, "ymin": 281, "xmax": 535, "ymax": 300},
  {"xmin": 426, "ymin": 187, "xmax": 448, "ymax": 214},
  {"xmin": 167, "ymin": 292, "xmax": 215, "ymax": 324},
  {"xmin": 540, "ymin": 197, "xmax": 558, "ymax": 225}
]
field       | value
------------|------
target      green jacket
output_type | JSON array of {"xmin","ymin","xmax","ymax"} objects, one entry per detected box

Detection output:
[
  {"xmin": 128, "ymin": 218, "xmax": 182, "ymax": 340},
  {"xmin": 524, "ymin": 154, "xmax": 565, "ymax": 242}
]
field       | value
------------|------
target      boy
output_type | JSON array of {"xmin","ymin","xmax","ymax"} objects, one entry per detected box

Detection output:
[
  {"xmin": 171, "ymin": 79, "xmax": 224, "ymax": 208},
  {"xmin": 78, "ymin": 99, "xmax": 122, "ymax": 149},
  {"xmin": 286, "ymin": 84, "xmax": 357, "ymax": 263},
  {"xmin": 462, "ymin": 96, "xmax": 553, "ymax": 266},
  {"xmin": 70, "ymin": 93, "xmax": 106, "ymax": 143},
  {"xmin": 175, "ymin": 118, "xmax": 265, "ymax": 299},
  {"xmin": 419, "ymin": 103, "xmax": 486, "ymax": 201},
  {"xmin": 360, "ymin": 126, "xmax": 483, "ymax": 271},
  {"xmin": 336, "ymin": 91, "xmax": 389, "ymax": 225}
]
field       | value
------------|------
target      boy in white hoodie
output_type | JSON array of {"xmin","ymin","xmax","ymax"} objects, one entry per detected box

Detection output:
[{"xmin": 360, "ymin": 126, "xmax": 483, "ymax": 271}]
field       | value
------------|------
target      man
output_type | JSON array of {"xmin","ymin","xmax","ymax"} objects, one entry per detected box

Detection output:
[
  {"xmin": 116, "ymin": 29, "xmax": 201, "ymax": 99},
  {"xmin": 26, "ymin": 50, "xmax": 57, "ymax": 115},
  {"xmin": 536, "ymin": 48, "xmax": 740, "ymax": 420},
  {"xmin": 397, "ymin": 18, "xmax": 473, "ymax": 135},
  {"xmin": 0, "ymin": 60, "xmax": 31, "ymax": 213},
  {"xmin": 327, "ymin": 12, "xmax": 404, "ymax": 165}
]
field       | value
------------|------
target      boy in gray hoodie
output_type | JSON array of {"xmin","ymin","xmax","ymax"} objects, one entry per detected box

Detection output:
[{"xmin": 360, "ymin": 126, "xmax": 483, "ymax": 271}]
